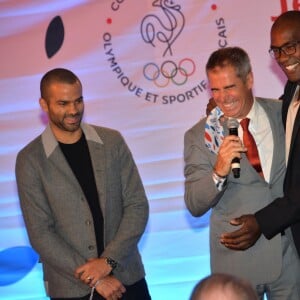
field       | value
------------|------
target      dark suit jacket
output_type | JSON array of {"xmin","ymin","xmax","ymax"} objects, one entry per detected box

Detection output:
[
  {"xmin": 16, "ymin": 123, "xmax": 149, "ymax": 298},
  {"xmin": 256, "ymin": 81, "xmax": 300, "ymax": 257}
]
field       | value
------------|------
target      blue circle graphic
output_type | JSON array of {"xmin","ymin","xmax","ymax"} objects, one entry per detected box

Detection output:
[{"xmin": 0, "ymin": 246, "xmax": 39, "ymax": 286}]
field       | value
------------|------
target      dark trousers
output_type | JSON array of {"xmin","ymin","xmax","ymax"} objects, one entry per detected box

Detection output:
[{"xmin": 51, "ymin": 278, "xmax": 151, "ymax": 300}]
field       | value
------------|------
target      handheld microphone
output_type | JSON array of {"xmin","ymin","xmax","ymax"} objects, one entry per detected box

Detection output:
[{"xmin": 227, "ymin": 118, "xmax": 240, "ymax": 178}]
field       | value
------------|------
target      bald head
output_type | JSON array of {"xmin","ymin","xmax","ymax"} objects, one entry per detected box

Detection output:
[
  {"xmin": 270, "ymin": 10, "xmax": 300, "ymax": 83},
  {"xmin": 272, "ymin": 10, "xmax": 300, "ymax": 32},
  {"xmin": 190, "ymin": 274, "xmax": 258, "ymax": 300},
  {"xmin": 272, "ymin": 10, "xmax": 300, "ymax": 30}
]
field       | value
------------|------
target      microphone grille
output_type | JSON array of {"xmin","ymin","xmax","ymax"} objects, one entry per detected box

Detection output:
[{"xmin": 227, "ymin": 118, "xmax": 239, "ymax": 129}]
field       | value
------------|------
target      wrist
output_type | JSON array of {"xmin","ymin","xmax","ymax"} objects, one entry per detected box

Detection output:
[
  {"xmin": 212, "ymin": 169, "xmax": 228, "ymax": 192},
  {"xmin": 213, "ymin": 168, "xmax": 227, "ymax": 179},
  {"xmin": 105, "ymin": 257, "xmax": 117, "ymax": 271}
]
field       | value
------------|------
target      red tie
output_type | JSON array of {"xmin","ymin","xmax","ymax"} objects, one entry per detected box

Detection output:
[{"xmin": 240, "ymin": 118, "xmax": 264, "ymax": 177}]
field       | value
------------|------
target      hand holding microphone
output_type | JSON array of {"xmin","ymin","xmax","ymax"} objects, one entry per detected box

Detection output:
[
  {"xmin": 213, "ymin": 118, "xmax": 245, "ymax": 178},
  {"xmin": 227, "ymin": 118, "xmax": 241, "ymax": 178}
]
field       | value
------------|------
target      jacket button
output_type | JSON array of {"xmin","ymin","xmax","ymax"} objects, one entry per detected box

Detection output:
[
  {"xmin": 85, "ymin": 220, "xmax": 91, "ymax": 225},
  {"xmin": 88, "ymin": 245, "xmax": 95, "ymax": 251}
]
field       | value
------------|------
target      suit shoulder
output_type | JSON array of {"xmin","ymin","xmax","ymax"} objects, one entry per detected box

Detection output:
[
  {"xmin": 256, "ymin": 96, "xmax": 281, "ymax": 104},
  {"xmin": 89, "ymin": 124, "xmax": 125, "ymax": 144},
  {"xmin": 17, "ymin": 135, "xmax": 43, "ymax": 158},
  {"xmin": 15, "ymin": 135, "xmax": 44, "ymax": 173},
  {"xmin": 185, "ymin": 118, "xmax": 206, "ymax": 135},
  {"xmin": 281, "ymin": 80, "xmax": 298, "ymax": 101},
  {"xmin": 284, "ymin": 80, "xmax": 297, "ymax": 92},
  {"xmin": 91, "ymin": 124, "xmax": 121, "ymax": 136},
  {"xmin": 256, "ymin": 97, "xmax": 282, "ymax": 110}
]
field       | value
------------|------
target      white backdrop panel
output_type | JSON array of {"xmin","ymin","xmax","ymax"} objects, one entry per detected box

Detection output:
[{"xmin": 0, "ymin": 1, "xmax": 295, "ymax": 299}]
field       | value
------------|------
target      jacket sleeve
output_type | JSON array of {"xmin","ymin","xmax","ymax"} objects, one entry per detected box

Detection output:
[
  {"xmin": 255, "ymin": 192, "xmax": 300, "ymax": 239},
  {"xmin": 184, "ymin": 124, "xmax": 225, "ymax": 217},
  {"xmin": 100, "ymin": 133, "xmax": 149, "ymax": 268},
  {"xmin": 15, "ymin": 148, "xmax": 87, "ymax": 284}
]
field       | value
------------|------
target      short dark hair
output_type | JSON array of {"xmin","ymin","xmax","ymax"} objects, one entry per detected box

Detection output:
[
  {"xmin": 190, "ymin": 273, "xmax": 258, "ymax": 300},
  {"xmin": 40, "ymin": 68, "xmax": 81, "ymax": 99},
  {"xmin": 206, "ymin": 47, "xmax": 252, "ymax": 82}
]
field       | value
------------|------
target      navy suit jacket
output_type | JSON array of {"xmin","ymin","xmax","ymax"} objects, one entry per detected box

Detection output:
[{"xmin": 256, "ymin": 81, "xmax": 300, "ymax": 257}]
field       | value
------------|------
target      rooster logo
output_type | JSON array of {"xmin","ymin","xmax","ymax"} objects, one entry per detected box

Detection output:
[{"xmin": 141, "ymin": 0, "xmax": 185, "ymax": 57}]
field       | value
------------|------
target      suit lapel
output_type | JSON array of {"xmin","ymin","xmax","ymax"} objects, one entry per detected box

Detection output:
[
  {"xmin": 42, "ymin": 126, "xmax": 82, "ymax": 192},
  {"xmin": 289, "ymin": 87, "xmax": 300, "ymax": 154},
  {"xmin": 282, "ymin": 82, "xmax": 298, "ymax": 126},
  {"xmin": 81, "ymin": 124, "xmax": 107, "ymax": 214},
  {"xmin": 256, "ymin": 98, "xmax": 284, "ymax": 182}
]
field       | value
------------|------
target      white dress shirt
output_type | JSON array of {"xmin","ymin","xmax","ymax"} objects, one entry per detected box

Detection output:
[{"xmin": 237, "ymin": 99, "xmax": 273, "ymax": 183}]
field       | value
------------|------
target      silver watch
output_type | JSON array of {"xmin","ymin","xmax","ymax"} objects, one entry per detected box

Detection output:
[{"xmin": 106, "ymin": 257, "xmax": 117, "ymax": 270}]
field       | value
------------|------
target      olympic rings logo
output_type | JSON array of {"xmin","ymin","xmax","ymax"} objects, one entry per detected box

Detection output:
[{"xmin": 143, "ymin": 58, "xmax": 196, "ymax": 87}]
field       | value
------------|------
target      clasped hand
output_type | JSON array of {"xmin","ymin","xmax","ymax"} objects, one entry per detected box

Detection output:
[
  {"xmin": 95, "ymin": 275, "xmax": 126, "ymax": 300},
  {"xmin": 220, "ymin": 214, "xmax": 261, "ymax": 250},
  {"xmin": 75, "ymin": 257, "xmax": 126, "ymax": 299}
]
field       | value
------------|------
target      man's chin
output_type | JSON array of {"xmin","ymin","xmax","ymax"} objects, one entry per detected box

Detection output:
[
  {"xmin": 283, "ymin": 69, "xmax": 300, "ymax": 83},
  {"xmin": 64, "ymin": 123, "xmax": 81, "ymax": 132}
]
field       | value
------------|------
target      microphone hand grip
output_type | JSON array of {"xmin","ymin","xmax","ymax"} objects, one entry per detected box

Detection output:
[{"xmin": 227, "ymin": 119, "xmax": 240, "ymax": 178}]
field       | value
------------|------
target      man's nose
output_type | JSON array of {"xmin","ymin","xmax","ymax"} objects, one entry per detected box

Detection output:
[
  {"xmin": 216, "ymin": 90, "xmax": 227, "ymax": 102},
  {"xmin": 67, "ymin": 102, "xmax": 78, "ymax": 114}
]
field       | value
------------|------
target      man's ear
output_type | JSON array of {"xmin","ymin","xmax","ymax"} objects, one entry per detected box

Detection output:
[
  {"xmin": 39, "ymin": 97, "xmax": 48, "ymax": 113},
  {"xmin": 246, "ymin": 71, "xmax": 254, "ymax": 89}
]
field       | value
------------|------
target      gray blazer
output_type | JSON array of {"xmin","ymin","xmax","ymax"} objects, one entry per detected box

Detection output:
[
  {"xmin": 16, "ymin": 123, "xmax": 149, "ymax": 298},
  {"xmin": 184, "ymin": 98, "xmax": 285, "ymax": 286}
]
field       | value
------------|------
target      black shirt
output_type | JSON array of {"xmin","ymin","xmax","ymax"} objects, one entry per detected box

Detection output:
[{"xmin": 59, "ymin": 133, "xmax": 104, "ymax": 255}]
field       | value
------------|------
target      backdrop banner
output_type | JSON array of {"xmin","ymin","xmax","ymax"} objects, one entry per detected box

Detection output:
[{"xmin": 0, "ymin": 0, "xmax": 295, "ymax": 299}]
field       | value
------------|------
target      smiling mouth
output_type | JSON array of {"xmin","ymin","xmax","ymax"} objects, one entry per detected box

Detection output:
[
  {"xmin": 65, "ymin": 116, "xmax": 81, "ymax": 125},
  {"xmin": 285, "ymin": 62, "xmax": 299, "ymax": 72},
  {"xmin": 223, "ymin": 101, "xmax": 236, "ymax": 109}
]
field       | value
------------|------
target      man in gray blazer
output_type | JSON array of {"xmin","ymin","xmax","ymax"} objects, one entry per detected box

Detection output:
[
  {"xmin": 184, "ymin": 47, "xmax": 300, "ymax": 299},
  {"xmin": 15, "ymin": 68, "xmax": 151, "ymax": 300}
]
